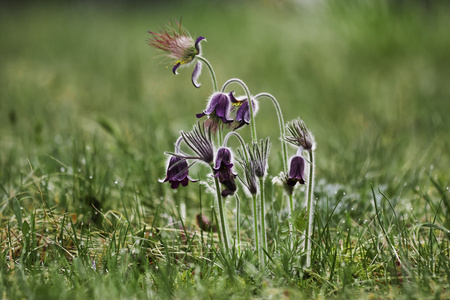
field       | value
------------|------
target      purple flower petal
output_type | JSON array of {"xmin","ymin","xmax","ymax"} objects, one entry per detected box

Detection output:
[
  {"xmin": 213, "ymin": 148, "xmax": 237, "ymax": 196},
  {"xmin": 192, "ymin": 61, "xmax": 202, "ymax": 88},
  {"xmin": 160, "ymin": 156, "xmax": 196, "ymax": 189},
  {"xmin": 287, "ymin": 155, "xmax": 306, "ymax": 186},
  {"xmin": 221, "ymin": 189, "xmax": 234, "ymax": 197},
  {"xmin": 195, "ymin": 36, "xmax": 206, "ymax": 52},
  {"xmin": 204, "ymin": 93, "xmax": 222, "ymax": 115},
  {"xmin": 172, "ymin": 62, "xmax": 181, "ymax": 75},
  {"xmin": 213, "ymin": 148, "xmax": 233, "ymax": 171},
  {"xmin": 215, "ymin": 95, "xmax": 233, "ymax": 123}
]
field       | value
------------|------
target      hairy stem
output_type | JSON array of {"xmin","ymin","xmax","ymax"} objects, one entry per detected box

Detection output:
[
  {"xmin": 235, "ymin": 194, "xmax": 241, "ymax": 256},
  {"xmin": 213, "ymin": 171, "xmax": 229, "ymax": 253},
  {"xmin": 259, "ymin": 177, "xmax": 267, "ymax": 266},
  {"xmin": 196, "ymin": 56, "xmax": 218, "ymax": 92},
  {"xmin": 288, "ymin": 193, "xmax": 294, "ymax": 234},
  {"xmin": 223, "ymin": 131, "xmax": 249, "ymax": 162},
  {"xmin": 252, "ymin": 194, "xmax": 260, "ymax": 264},
  {"xmin": 254, "ymin": 93, "xmax": 288, "ymax": 174},
  {"xmin": 305, "ymin": 150, "xmax": 315, "ymax": 268}
]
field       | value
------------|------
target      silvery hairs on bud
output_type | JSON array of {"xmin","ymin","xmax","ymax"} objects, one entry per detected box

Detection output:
[{"xmin": 285, "ymin": 119, "xmax": 316, "ymax": 151}]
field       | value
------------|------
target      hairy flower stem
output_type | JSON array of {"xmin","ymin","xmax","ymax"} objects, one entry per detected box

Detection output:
[
  {"xmin": 218, "ymin": 125, "xmax": 224, "ymax": 147},
  {"xmin": 259, "ymin": 177, "xmax": 267, "ymax": 266},
  {"xmin": 305, "ymin": 150, "xmax": 315, "ymax": 268},
  {"xmin": 254, "ymin": 93, "xmax": 288, "ymax": 173},
  {"xmin": 223, "ymin": 132, "xmax": 249, "ymax": 161},
  {"xmin": 213, "ymin": 169, "xmax": 230, "ymax": 253},
  {"xmin": 235, "ymin": 194, "xmax": 241, "ymax": 256},
  {"xmin": 221, "ymin": 78, "xmax": 257, "ymax": 143},
  {"xmin": 252, "ymin": 194, "xmax": 260, "ymax": 264},
  {"xmin": 196, "ymin": 56, "xmax": 218, "ymax": 92},
  {"xmin": 254, "ymin": 93, "xmax": 293, "ymax": 236},
  {"xmin": 288, "ymin": 193, "xmax": 294, "ymax": 234},
  {"xmin": 174, "ymin": 136, "xmax": 183, "ymax": 153}
]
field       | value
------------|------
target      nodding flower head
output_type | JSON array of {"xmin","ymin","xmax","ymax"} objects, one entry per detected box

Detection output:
[
  {"xmin": 285, "ymin": 119, "xmax": 316, "ymax": 151},
  {"xmin": 213, "ymin": 147, "xmax": 237, "ymax": 197},
  {"xmin": 159, "ymin": 156, "xmax": 197, "ymax": 189},
  {"xmin": 230, "ymin": 93, "xmax": 258, "ymax": 130},
  {"xmin": 180, "ymin": 122, "xmax": 214, "ymax": 165},
  {"xmin": 287, "ymin": 155, "xmax": 306, "ymax": 186},
  {"xmin": 148, "ymin": 20, "xmax": 206, "ymax": 87},
  {"xmin": 196, "ymin": 92, "xmax": 234, "ymax": 132}
]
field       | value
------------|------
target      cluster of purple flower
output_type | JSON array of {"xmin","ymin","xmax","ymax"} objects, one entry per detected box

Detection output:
[{"xmin": 149, "ymin": 21, "xmax": 317, "ymax": 262}]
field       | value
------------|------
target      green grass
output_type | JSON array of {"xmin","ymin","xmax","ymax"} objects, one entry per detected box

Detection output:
[{"xmin": 1, "ymin": 1, "xmax": 449, "ymax": 299}]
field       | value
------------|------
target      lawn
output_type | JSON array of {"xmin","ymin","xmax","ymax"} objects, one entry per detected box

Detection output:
[{"xmin": 1, "ymin": 1, "xmax": 449, "ymax": 299}]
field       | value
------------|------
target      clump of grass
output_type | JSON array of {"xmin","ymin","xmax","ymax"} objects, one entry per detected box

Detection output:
[{"xmin": 1, "ymin": 0, "xmax": 449, "ymax": 299}]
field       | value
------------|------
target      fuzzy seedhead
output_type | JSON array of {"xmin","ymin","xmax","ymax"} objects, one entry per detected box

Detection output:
[
  {"xmin": 180, "ymin": 122, "xmax": 214, "ymax": 165},
  {"xmin": 285, "ymin": 119, "xmax": 316, "ymax": 151}
]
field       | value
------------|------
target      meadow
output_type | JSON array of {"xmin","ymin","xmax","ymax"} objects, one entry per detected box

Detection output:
[{"xmin": 1, "ymin": 1, "xmax": 449, "ymax": 299}]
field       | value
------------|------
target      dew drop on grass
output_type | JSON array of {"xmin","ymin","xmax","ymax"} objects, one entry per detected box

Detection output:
[
  {"xmin": 60, "ymin": 167, "xmax": 65, "ymax": 173},
  {"xmin": 89, "ymin": 176, "xmax": 93, "ymax": 180},
  {"xmin": 114, "ymin": 180, "xmax": 118, "ymax": 185}
]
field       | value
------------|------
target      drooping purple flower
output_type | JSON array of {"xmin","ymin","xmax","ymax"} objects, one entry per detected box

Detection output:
[
  {"xmin": 213, "ymin": 148, "xmax": 237, "ymax": 197},
  {"xmin": 229, "ymin": 93, "xmax": 258, "ymax": 130},
  {"xmin": 287, "ymin": 155, "xmax": 306, "ymax": 186},
  {"xmin": 148, "ymin": 21, "xmax": 206, "ymax": 88},
  {"xmin": 159, "ymin": 156, "xmax": 197, "ymax": 189},
  {"xmin": 196, "ymin": 92, "xmax": 234, "ymax": 132}
]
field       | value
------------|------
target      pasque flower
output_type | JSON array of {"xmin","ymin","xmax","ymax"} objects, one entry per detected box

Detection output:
[
  {"xmin": 159, "ymin": 156, "xmax": 197, "ymax": 189},
  {"xmin": 196, "ymin": 92, "xmax": 234, "ymax": 131},
  {"xmin": 148, "ymin": 20, "xmax": 206, "ymax": 87},
  {"xmin": 230, "ymin": 93, "xmax": 259, "ymax": 130},
  {"xmin": 287, "ymin": 155, "xmax": 306, "ymax": 186},
  {"xmin": 213, "ymin": 148, "xmax": 237, "ymax": 197}
]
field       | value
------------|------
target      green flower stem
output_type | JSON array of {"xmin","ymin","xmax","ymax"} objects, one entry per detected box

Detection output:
[
  {"xmin": 252, "ymin": 194, "xmax": 260, "ymax": 264},
  {"xmin": 223, "ymin": 132, "xmax": 249, "ymax": 162},
  {"xmin": 259, "ymin": 177, "xmax": 267, "ymax": 266},
  {"xmin": 213, "ymin": 168, "xmax": 230, "ymax": 253},
  {"xmin": 196, "ymin": 56, "xmax": 218, "ymax": 92},
  {"xmin": 221, "ymin": 78, "xmax": 257, "ymax": 143},
  {"xmin": 254, "ymin": 93, "xmax": 288, "ymax": 174},
  {"xmin": 288, "ymin": 193, "xmax": 294, "ymax": 234},
  {"xmin": 305, "ymin": 150, "xmax": 315, "ymax": 268},
  {"xmin": 235, "ymin": 194, "xmax": 241, "ymax": 256},
  {"xmin": 218, "ymin": 125, "xmax": 224, "ymax": 147}
]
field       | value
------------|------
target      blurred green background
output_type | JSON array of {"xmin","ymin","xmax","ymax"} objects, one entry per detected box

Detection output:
[{"xmin": 1, "ymin": 0, "xmax": 449, "ymax": 215}]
